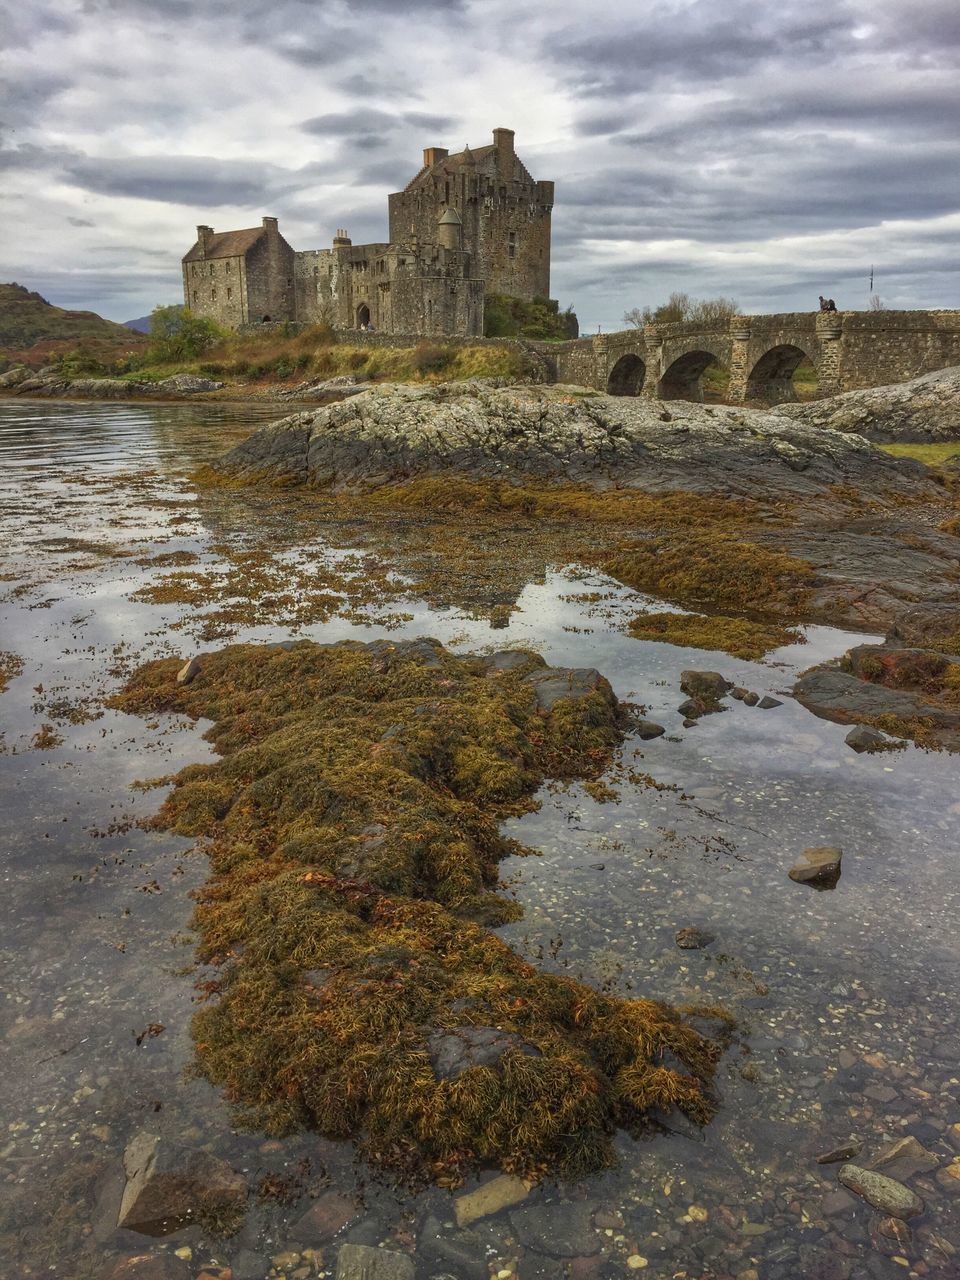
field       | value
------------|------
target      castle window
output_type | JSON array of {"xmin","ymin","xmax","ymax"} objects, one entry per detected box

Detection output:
[
  {"xmin": 192, "ymin": 290, "xmax": 198, "ymax": 303},
  {"xmin": 211, "ymin": 287, "xmax": 217, "ymax": 300},
  {"xmin": 227, "ymin": 287, "xmax": 232, "ymax": 300},
  {"xmin": 225, "ymin": 260, "xmax": 231, "ymax": 272}
]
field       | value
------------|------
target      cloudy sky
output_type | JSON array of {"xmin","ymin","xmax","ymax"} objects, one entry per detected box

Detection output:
[{"xmin": 1, "ymin": 0, "xmax": 958, "ymax": 329}]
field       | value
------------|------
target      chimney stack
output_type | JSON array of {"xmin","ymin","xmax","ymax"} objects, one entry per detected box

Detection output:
[
  {"xmin": 492, "ymin": 128, "xmax": 515, "ymax": 177},
  {"xmin": 196, "ymin": 224, "xmax": 213, "ymax": 255},
  {"xmin": 333, "ymin": 228, "xmax": 352, "ymax": 246},
  {"xmin": 262, "ymin": 216, "xmax": 279, "ymax": 237},
  {"xmin": 423, "ymin": 147, "xmax": 449, "ymax": 168}
]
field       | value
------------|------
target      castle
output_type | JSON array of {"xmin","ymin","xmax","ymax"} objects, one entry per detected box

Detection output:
[{"xmin": 182, "ymin": 128, "xmax": 555, "ymax": 338}]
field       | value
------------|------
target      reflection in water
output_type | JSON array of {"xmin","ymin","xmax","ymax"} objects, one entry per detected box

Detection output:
[{"xmin": 1, "ymin": 399, "xmax": 958, "ymax": 1279}]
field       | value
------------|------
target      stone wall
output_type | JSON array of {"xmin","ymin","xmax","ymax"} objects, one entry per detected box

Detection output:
[
  {"xmin": 836, "ymin": 311, "xmax": 960, "ymax": 390},
  {"xmin": 183, "ymin": 254, "xmax": 250, "ymax": 329},
  {"xmin": 243, "ymin": 222, "xmax": 296, "ymax": 324}
]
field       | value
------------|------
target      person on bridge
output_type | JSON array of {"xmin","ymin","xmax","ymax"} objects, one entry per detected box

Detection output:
[{"xmin": 819, "ymin": 296, "xmax": 838, "ymax": 312}]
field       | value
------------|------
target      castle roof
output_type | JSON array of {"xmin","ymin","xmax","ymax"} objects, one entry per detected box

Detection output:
[
  {"xmin": 438, "ymin": 206, "xmax": 462, "ymax": 224},
  {"xmin": 402, "ymin": 143, "xmax": 509, "ymax": 192},
  {"xmin": 183, "ymin": 226, "xmax": 265, "ymax": 262}
]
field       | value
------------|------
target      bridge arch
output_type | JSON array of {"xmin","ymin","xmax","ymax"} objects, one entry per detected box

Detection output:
[
  {"xmin": 658, "ymin": 348, "xmax": 727, "ymax": 402},
  {"xmin": 607, "ymin": 353, "xmax": 646, "ymax": 396},
  {"xmin": 747, "ymin": 343, "xmax": 816, "ymax": 403}
]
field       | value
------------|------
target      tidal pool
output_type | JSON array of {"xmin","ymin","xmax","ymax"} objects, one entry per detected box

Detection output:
[{"xmin": 0, "ymin": 398, "xmax": 958, "ymax": 1280}]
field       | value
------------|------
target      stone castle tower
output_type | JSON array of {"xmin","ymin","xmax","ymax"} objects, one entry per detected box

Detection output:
[
  {"xmin": 182, "ymin": 128, "xmax": 554, "ymax": 337},
  {"xmin": 388, "ymin": 128, "xmax": 554, "ymax": 303}
]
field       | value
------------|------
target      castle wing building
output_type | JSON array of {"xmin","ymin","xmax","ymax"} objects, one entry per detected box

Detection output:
[{"xmin": 181, "ymin": 129, "xmax": 554, "ymax": 338}]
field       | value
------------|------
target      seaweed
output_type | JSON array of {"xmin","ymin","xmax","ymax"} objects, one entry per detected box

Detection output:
[
  {"xmin": 110, "ymin": 638, "xmax": 723, "ymax": 1182},
  {"xmin": 627, "ymin": 609, "xmax": 802, "ymax": 660}
]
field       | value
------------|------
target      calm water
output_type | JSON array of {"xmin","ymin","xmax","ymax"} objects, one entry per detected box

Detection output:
[{"xmin": 0, "ymin": 398, "xmax": 958, "ymax": 1280}]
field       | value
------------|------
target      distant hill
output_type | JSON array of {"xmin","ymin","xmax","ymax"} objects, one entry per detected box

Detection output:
[
  {"xmin": 0, "ymin": 282, "xmax": 138, "ymax": 348},
  {"xmin": 0, "ymin": 282, "xmax": 146, "ymax": 366},
  {"xmin": 123, "ymin": 306, "xmax": 182, "ymax": 334}
]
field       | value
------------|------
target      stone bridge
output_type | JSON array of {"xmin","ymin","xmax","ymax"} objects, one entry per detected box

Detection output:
[{"xmin": 539, "ymin": 310, "xmax": 960, "ymax": 403}]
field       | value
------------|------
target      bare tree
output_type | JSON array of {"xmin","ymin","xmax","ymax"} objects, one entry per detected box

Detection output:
[
  {"xmin": 622, "ymin": 307, "xmax": 646, "ymax": 328},
  {"xmin": 688, "ymin": 295, "xmax": 740, "ymax": 323},
  {"xmin": 868, "ymin": 294, "xmax": 887, "ymax": 311}
]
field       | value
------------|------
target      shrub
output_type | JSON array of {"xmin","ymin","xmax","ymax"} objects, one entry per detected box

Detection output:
[{"xmin": 412, "ymin": 342, "xmax": 454, "ymax": 375}]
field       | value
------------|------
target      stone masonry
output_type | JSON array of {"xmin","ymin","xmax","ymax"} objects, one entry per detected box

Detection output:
[{"xmin": 182, "ymin": 128, "xmax": 555, "ymax": 339}]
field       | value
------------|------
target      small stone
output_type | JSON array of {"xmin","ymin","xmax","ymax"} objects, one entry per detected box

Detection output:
[
  {"xmin": 334, "ymin": 1243, "xmax": 414, "ymax": 1280},
  {"xmin": 626, "ymin": 1257, "xmax": 648, "ymax": 1270},
  {"xmin": 592, "ymin": 1209, "xmax": 624, "ymax": 1230},
  {"xmin": 634, "ymin": 718, "xmax": 666, "ymax": 740},
  {"xmin": 743, "ymin": 691, "xmax": 760, "ymax": 706},
  {"xmin": 845, "ymin": 724, "xmax": 899, "ymax": 752},
  {"xmin": 757, "ymin": 695, "xmax": 782, "ymax": 709},
  {"xmin": 936, "ymin": 1158, "xmax": 960, "ymax": 1193},
  {"xmin": 788, "ymin": 846, "xmax": 842, "ymax": 888},
  {"xmin": 687, "ymin": 1204, "xmax": 708, "ymax": 1222},
  {"xmin": 864, "ymin": 1084, "xmax": 898, "ymax": 1104},
  {"xmin": 272, "ymin": 1252, "xmax": 302, "ymax": 1269},
  {"xmin": 730, "ymin": 687, "xmax": 748, "ymax": 701},
  {"xmin": 867, "ymin": 1135, "xmax": 939, "ymax": 1179},
  {"xmin": 680, "ymin": 670, "xmax": 732, "ymax": 700},
  {"xmin": 453, "ymin": 1173, "xmax": 531, "ymax": 1227},
  {"xmin": 292, "ymin": 1190, "xmax": 359, "ymax": 1243},
  {"xmin": 838, "ymin": 1164, "xmax": 923, "ymax": 1219},
  {"xmin": 821, "ymin": 1189, "xmax": 856, "ymax": 1216},
  {"xmin": 675, "ymin": 927, "xmax": 715, "ymax": 950},
  {"xmin": 176, "ymin": 657, "xmax": 200, "ymax": 685},
  {"xmin": 947, "ymin": 1123, "xmax": 960, "ymax": 1151},
  {"xmin": 878, "ymin": 1217, "xmax": 912, "ymax": 1246},
  {"xmin": 817, "ymin": 1138, "xmax": 863, "ymax": 1164},
  {"xmin": 173, "ymin": 1248, "xmax": 192, "ymax": 1260},
  {"xmin": 117, "ymin": 1133, "xmax": 245, "ymax": 1236}
]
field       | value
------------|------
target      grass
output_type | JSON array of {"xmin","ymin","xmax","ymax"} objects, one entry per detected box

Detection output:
[
  {"xmin": 110, "ymin": 638, "xmax": 724, "ymax": 1182},
  {"xmin": 133, "ymin": 325, "xmax": 537, "ymax": 387},
  {"xmin": 879, "ymin": 443, "xmax": 960, "ymax": 467}
]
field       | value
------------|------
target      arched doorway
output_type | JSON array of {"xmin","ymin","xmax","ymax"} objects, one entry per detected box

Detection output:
[
  {"xmin": 747, "ymin": 345, "xmax": 815, "ymax": 403},
  {"xmin": 658, "ymin": 350, "xmax": 727, "ymax": 402},
  {"xmin": 607, "ymin": 353, "xmax": 646, "ymax": 396},
  {"xmin": 356, "ymin": 303, "xmax": 371, "ymax": 328}
]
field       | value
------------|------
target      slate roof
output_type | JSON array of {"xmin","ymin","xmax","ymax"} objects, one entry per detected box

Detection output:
[{"xmin": 182, "ymin": 227, "xmax": 265, "ymax": 263}]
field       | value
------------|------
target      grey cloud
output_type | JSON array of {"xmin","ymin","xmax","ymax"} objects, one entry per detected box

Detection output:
[
  {"xmin": 60, "ymin": 155, "xmax": 312, "ymax": 207},
  {"xmin": 67, "ymin": 216, "xmax": 95, "ymax": 227},
  {"xmin": 299, "ymin": 109, "xmax": 452, "ymax": 140}
]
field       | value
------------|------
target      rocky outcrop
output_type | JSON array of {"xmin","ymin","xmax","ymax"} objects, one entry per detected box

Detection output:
[
  {"xmin": 3, "ymin": 367, "xmax": 223, "ymax": 398},
  {"xmin": 795, "ymin": 643, "xmax": 960, "ymax": 750},
  {"xmin": 781, "ymin": 365, "xmax": 960, "ymax": 442},
  {"xmin": 214, "ymin": 383, "xmax": 934, "ymax": 500}
]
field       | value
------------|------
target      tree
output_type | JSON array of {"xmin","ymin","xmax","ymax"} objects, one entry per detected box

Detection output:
[
  {"xmin": 147, "ymin": 305, "xmax": 224, "ymax": 362},
  {"xmin": 620, "ymin": 293, "xmax": 739, "ymax": 329},
  {"xmin": 868, "ymin": 294, "xmax": 887, "ymax": 311}
]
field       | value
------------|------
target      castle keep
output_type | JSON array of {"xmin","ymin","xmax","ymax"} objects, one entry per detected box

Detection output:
[{"xmin": 182, "ymin": 128, "xmax": 554, "ymax": 338}]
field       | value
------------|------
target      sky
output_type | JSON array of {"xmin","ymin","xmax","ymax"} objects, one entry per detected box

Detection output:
[{"xmin": 1, "ymin": 0, "xmax": 958, "ymax": 331}]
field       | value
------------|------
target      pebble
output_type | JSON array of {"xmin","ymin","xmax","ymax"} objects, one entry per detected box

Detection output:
[
  {"xmin": 626, "ymin": 1257, "xmax": 648, "ymax": 1270},
  {"xmin": 687, "ymin": 1205, "xmax": 708, "ymax": 1222},
  {"xmin": 838, "ymin": 1164, "xmax": 923, "ymax": 1219}
]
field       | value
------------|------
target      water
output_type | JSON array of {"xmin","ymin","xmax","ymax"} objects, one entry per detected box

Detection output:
[{"xmin": 1, "ymin": 398, "xmax": 958, "ymax": 1280}]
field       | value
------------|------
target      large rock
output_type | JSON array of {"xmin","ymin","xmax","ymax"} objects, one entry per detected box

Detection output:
[
  {"xmin": 781, "ymin": 365, "xmax": 960, "ymax": 442},
  {"xmin": 214, "ymin": 383, "xmax": 937, "ymax": 500},
  {"xmin": 680, "ymin": 670, "xmax": 733, "ymax": 701},
  {"xmin": 156, "ymin": 373, "xmax": 224, "ymax": 394},
  {"xmin": 334, "ymin": 1243, "xmax": 415, "ymax": 1280},
  {"xmin": 117, "ymin": 1133, "xmax": 246, "ymax": 1236},
  {"xmin": 837, "ymin": 1163, "xmax": 924, "ymax": 1219},
  {"xmin": 427, "ymin": 1026, "xmax": 541, "ymax": 1079}
]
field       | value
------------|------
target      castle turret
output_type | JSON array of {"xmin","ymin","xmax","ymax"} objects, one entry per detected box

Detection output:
[{"xmin": 437, "ymin": 206, "xmax": 462, "ymax": 251}]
